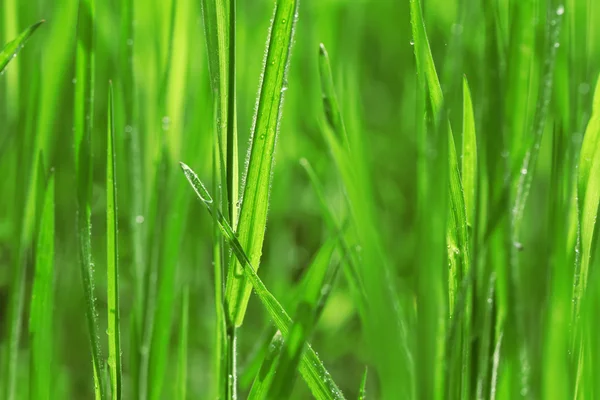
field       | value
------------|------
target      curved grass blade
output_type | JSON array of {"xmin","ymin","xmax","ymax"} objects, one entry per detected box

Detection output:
[
  {"xmin": 318, "ymin": 44, "xmax": 349, "ymax": 148},
  {"xmin": 106, "ymin": 82, "xmax": 122, "ymax": 400},
  {"xmin": 358, "ymin": 367, "xmax": 367, "ymax": 400},
  {"xmin": 572, "ymin": 74, "xmax": 600, "ymax": 396},
  {"xmin": 74, "ymin": 0, "xmax": 104, "ymax": 397},
  {"xmin": 0, "ymin": 20, "xmax": 45, "ymax": 74},
  {"xmin": 226, "ymin": 0, "xmax": 299, "ymax": 327},
  {"xmin": 28, "ymin": 174, "xmax": 55, "ymax": 400},
  {"xmin": 181, "ymin": 162, "xmax": 345, "ymax": 400},
  {"xmin": 248, "ymin": 331, "xmax": 284, "ymax": 400},
  {"xmin": 267, "ymin": 239, "xmax": 336, "ymax": 399}
]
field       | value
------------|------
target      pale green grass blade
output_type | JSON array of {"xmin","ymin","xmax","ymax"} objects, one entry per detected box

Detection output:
[
  {"xmin": 0, "ymin": 20, "xmax": 44, "ymax": 74},
  {"xmin": 106, "ymin": 81, "xmax": 122, "ymax": 400},
  {"xmin": 176, "ymin": 286, "xmax": 189, "ymax": 400},
  {"xmin": 226, "ymin": 0, "xmax": 299, "ymax": 326},
  {"xmin": 74, "ymin": 0, "xmax": 104, "ymax": 397},
  {"xmin": 28, "ymin": 174, "xmax": 55, "ymax": 400},
  {"xmin": 181, "ymin": 163, "xmax": 345, "ymax": 400},
  {"xmin": 268, "ymin": 239, "xmax": 336, "ymax": 399},
  {"xmin": 461, "ymin": 76, "xmax": 477, "ymax": 230},
  {"xmin": 357, "ymin": 367, "xmax": 367, "ymax": 400},
  {"xmin": 248, "ymin": 331, "xmax": 283, "ymax": 400},
  {"xmin": 573, "ymin": 74, "xmax": 600, "ymax": 396}
]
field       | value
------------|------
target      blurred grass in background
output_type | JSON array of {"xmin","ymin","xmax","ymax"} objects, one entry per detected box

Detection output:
[{"xmin": 1, "ymin": 0, "xmax": 600, "ymax": 398}]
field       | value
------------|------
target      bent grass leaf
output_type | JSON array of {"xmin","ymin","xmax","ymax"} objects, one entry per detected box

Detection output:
[
  {"xmin": 0, "ymin": 20, "xmax": 45, "ymax": 74},
  {"xmin": 181, "ymin": 162, "xmax": 346, "ymax": 400},
  {"xmin": 226, "ymin": 0, "xmax": 299, "ymax": 327},
  {"xmin": 248, "ymin": 331, "xmax": 284, "ymax": 399}
]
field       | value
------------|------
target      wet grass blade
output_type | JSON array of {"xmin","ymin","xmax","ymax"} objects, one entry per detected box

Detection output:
[
  {"xmin": 106, "ymin": 82, "xmax": 122, "ymax": 400},
  {"xmin": 267, "ymin": 239, "xmax": 336, "ymax": 399},
  {"xmin": 181, "ymin": 163, "xmax": 346, "ymax": 400},
  {"xmin": 74, "ymin": 0, "xmax": 105, "ymax": 397},
  {"xmin": 247, "ymin": 331, "xmax": 284, "ymax": 399},
  {"xmin": 573, "ymin": 74, "xmax": 600, "ymax": 395},
  {"xmin": 0, "ymin": 20, "xmax": 45, "ymax": 74},
  {"xmin": 28, "ymin": 174, "xmax": 55, "ymax": 400},
  {"xmin": 226, "ymin": 0, "xmax": 299, "ymax": 326}
]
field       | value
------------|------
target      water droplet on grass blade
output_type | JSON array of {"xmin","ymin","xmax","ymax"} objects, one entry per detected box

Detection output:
[{"xmin": 556, "ymin": 5, "xmax": 564, "ymax": 15}]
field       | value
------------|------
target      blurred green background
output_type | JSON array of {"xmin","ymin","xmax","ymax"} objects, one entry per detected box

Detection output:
[{"xmin": 2, "ymin": 0, "xmax": 600, "ymax": 398}]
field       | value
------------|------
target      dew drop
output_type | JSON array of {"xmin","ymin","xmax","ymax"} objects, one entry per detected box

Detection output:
[
  {"xmin": 72, "ymin": 78, "xmax": 77, "ymax": 84},
  {"xmin": 136, "ymin": 215, "xmax": 145, "ymax": 224},
  {"xmin": 521, "ymin": 168, "xmax": 528, "ymax": 175},
  {"xmin": 556, "ymin": 5, "xmax": 564, "ymax": 15},
  {"xmin": 409, "ymin": 40, "xmax": 415, "ymax": 46},
  {"xmin": 554, "ymin": 42, "xmax": 560, "ymax": 48}
]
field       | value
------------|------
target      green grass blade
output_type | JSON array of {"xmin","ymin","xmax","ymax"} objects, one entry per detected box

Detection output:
[
  {"xmin": 461, "ymin": 76, "xmax": 477, "ymax": 230},
  {"xmin": 226, "ymin": 0, "xmax": 299, "ymax": 326},
  {"xmin": 247, "ymin": 331, "xmax": 284, "ymax": 400},
  {"xmin": 268, "ymin": 239, "xmax": 336, "ymax": 399},
  {"xmin": 176, "ymin": 286, "xmax": 189, "ymax": 400},
  {"xmin": 358, "ymin": 367, "xmax": 367, "ymax": 400},
  {"xmin": 106, "ymin": 81, "xmax": 122, "ymax": 400},
  {"xmin": 318, "ymin": 44, "xmax": 349, "ymax": 148},
  {"xmin": 180, "ymin": 162, "xmax": 346, "ymax": 400},
  {"xmin": 74, "ymin": 0, "xmax": 104, "ymax": 397},
  {"xmin": 573, "ymin": 74, "xmax": 600, "ymax": 394},
  {"xmin": 0, "ymin": 20, "xmax": 44, "ymax": 74},
  {"xmin": 28, "ymin": 174, "xmax": 55, "ymax": 400}
]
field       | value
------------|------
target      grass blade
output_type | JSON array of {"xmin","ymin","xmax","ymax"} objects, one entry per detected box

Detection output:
[
  {"xmin": 28, "ymin": 174, "xmax": 55, "ymax": 400},
  {"xmin": 74, "ymin": 0, "xmax": 104, "ymax": 397},
  {"xmin": 176, "ymin": 286, "xmax": 189, "ymax": 400},
  {"xmin": 267, "ymin": 239, "xmax": 336, "ymax": 399},
  {"xmin": 226, "ymin": 0, "xmax": 299, "ymax": 326},
  {"xmin": 358, "ymin": 367, "xmax": 367, "ymax": 400},
  {"xmin": 573, "ymin": 74, "xmax": 600, "ymax": 395},
  {"xmin": 0, "ymin": 20, "xmax": 44, "ymax": 74},
  {"xmin": 106, "ymin": 81, "xmax": 122, "ymax": 400},
  {"xmin": 247, "ymin": 331, "xmax": 284, "ymax": 399},
  {"xmin": 461, "ymin": 76, "xmax": 477, "ymax": 230},
  {"xmin": 180, "ymin": 162, "xmax": 345, "ymax": 400}
]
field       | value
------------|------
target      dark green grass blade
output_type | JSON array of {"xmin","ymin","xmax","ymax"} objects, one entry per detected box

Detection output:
[
  {"xmin": 318, "ymin": 44, "xmax": 349, "ymax": 148},
  {"xmin": 226, "ymin": 0, "xmax": 299, "ymax": 326},
  {"xmin": 248, "ymin": 331, "xmax": 284, "ymax": 400},
  {"xmin": 0, "ymin": 20, "xmax": 45, "ymax": 74},
  {"xmin": 106, "ymin": 82, "xmax": 122, "ymax": 400},
  {"xmin": 181, "ymin": 163, "xmax": 345, "ymax": 400},
  {"xmin": 358, "ymin": 367, "xmax": 367, "ymax": 400},
  {"xmin": 176, "ymin": 286, "xmax": 189, "ymax": 400},
  {"xmin": 74, "ymin": 0, "xmax": 104, "ymax": 397},
  {"xmin": 28, "ymin": 174, "xmax": 55, "ymax": 400},
  {"xmin": 267, "ymin": 239, "xmax": 336, "ymax": 399}
]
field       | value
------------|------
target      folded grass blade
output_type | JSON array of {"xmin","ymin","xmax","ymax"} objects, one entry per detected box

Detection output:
[
  {"xmin": 226, "ymin": 0, "xmax": 299, "ymax": 326},
  {"xmin": 106, "ymin": 82, "xmax": 122, "ymax": 400},
  {"xmin": 28, "ymin": 174, "xmax": 55, "ymax": 400},
  {"xmin": 0, "ymin": 20, "xmax": 44, "ymax": 74},
  {"xmin": 181, "ymin": 162, "xmax": 345, "ymax": 399}
]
